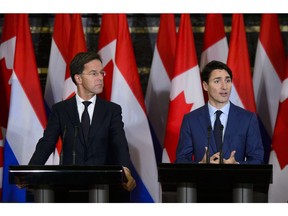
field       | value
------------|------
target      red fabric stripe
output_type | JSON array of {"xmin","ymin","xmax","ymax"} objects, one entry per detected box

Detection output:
[
  {"xmin": 227, "ymin": 14, "xmax": 256, "ymax": 112},
  {"xmin": 13, "ymin": 14, "xmax": 47, "ymax": 128},
  {"xmin": 259, "ymin": 14, "xmax": 286, "ymax": 82},
  {"xmin": 202, "ymin": 14, "xmax": 226, "ymax": 51},
  {"xmin": 157, "ymin": 14, "xmax": 177, "ymax": 80}
]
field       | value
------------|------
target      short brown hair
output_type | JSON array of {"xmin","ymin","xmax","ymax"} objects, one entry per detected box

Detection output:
[{"xmin": 70, "ymin": 51, "xmax": 102, "ymax": 84}]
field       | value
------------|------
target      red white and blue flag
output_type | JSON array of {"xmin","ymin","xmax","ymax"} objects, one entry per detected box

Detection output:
[
  {"xmin": 253, "ymin": 14, "xmax": 286, "ymax": 164},
  {"xmin": 200, "ymin": 14, "xmax": 228, "ymax": 103},
  {"xmin": 98, "ymin": 14, "xmax": 160, "ymax": 202},
  {"xmin": 200, "ymin": 14, "xmax": 228, "ymax": 71},
  {"xmin": 227, "ymin": 14, "xmax": 256, "ymax": 112},
  {"xmin": 163, "ymin": 14, "xmax": 204, "ymax": 163},
  {"xmin": 145, "ymin": 14, "xmax": 176, "ymax": 163},
  {"xmin": 45, "ymin": 14, "xmax": 86, "ymax": 164},
  {"xmin": 0, "ymin": 14, "xmax": 49, "ymax": 202}
]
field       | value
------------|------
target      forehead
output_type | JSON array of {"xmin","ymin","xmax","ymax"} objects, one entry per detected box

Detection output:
[
  {"xmin": 84, "ymin": 59, "xmax": 102, "ymax": 69},
  {"xmin": 210, "ymin": 69, "xmax": 230, "ymax": 79}
]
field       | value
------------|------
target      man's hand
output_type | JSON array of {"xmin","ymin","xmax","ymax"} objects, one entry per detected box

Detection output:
[
  {"xmin": 122, "ymin": 167, "xmax": 136, "ymax": 191},
  {"xmin": 223, "ymin": 150, "xmax": 239, "ymax": 164}
]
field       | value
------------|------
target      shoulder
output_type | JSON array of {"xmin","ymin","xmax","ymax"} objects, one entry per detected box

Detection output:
[
  {"xmin": 230, "ymin": 102, "xmax": 256, "ymax": 119},
  {"xmin": 183, "ymin": 104, "xmax": 207, "ymax": 120},
  {"xmin": 185, "ymin": 104, "xmax": 207, "ymax": 117},
  {"xmin": 97, "ymin": 97, "xmax": 122, "ymax": 110}
]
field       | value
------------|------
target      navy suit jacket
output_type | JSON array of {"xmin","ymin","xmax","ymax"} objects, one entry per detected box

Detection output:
[
  {"xmin": 175, "ymin": 102, "xmax": 264, "ymax": 164},
  {"xmin": 29, "ymin": 96, "xmax": 132, "ymax": 168}
]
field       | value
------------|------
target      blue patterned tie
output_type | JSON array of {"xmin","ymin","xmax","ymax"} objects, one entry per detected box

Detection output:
[
  {"xmin": 81, "ymin": 101, "xmax": 92, "ymax": 142},
  {"xmin": 213, "ymin": 110, "xmax": 223, "ymax": 151}
]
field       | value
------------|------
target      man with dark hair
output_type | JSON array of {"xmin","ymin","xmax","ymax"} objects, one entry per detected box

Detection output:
[
  {"xmin": 175, "ymin": 60, "xmax": 264, "ymax": 164},
  {"xmin": 29, "ymin": 51, "xmax": 136, "ymax": 201},
  {"xmin": 175, "ymin": 60, "xmax": 264, "ymax": 202}
]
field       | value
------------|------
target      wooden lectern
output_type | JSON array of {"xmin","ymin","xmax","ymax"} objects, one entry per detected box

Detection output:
[
  {"xmin": 158, "ymin": 163, "xmax": 272, "ymax": 203},
  {"xmin": 9, "ymin": 165, "xmax": 126, "ymax": 203}
]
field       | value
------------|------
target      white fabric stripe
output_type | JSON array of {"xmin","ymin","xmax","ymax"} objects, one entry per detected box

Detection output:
[
  {"xmin": 145, "ymin": 47, "xmax": 171, "ymax": 147},
  {"xmin": 7, "ymin": 72, "xmax": 53, "ymax": 165},
  {"xmin": 253, "ymin": 42, "xmax": 282, "ymax": 137},
  {"xmin": 268, "ymin": 151, "xmax": 288, "ymax": 202},
  {"xmin": 44, "ymin": 39, "xmax": 67, "ymax": 108}
]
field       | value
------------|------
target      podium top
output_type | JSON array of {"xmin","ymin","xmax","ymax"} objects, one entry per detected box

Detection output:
[
  {"xmin": 9, "ymin": 165, "xmax": 126, "ymax": 186},
  {"xmin": 158, "ymin": 163, "xmax": 273, "ymax": 185}
]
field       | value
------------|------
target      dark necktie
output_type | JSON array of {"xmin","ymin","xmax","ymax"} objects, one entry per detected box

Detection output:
[
  {"xmin": 81, "ymin": 101, "xmax": 92, "ymax": 142},
  {"xmin": 213, "ymin": 110, "xmax": 223, "ymax": 151}
]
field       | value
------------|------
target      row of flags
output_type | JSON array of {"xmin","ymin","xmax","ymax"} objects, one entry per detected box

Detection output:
[{"xmin": 0, "ymin": 14, "xmax": 287, "ymax": 203}]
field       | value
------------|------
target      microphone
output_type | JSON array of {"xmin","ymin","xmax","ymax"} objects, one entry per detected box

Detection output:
[
  {"xmin": 206, "ymin": 125, "xmax": 212, "ymax": 164},
  {"xmin": 73, "ymin": 125, "xmax": 79, "ymax": 165},
  {"xmin": 59, "ymin": 125, "xmax": 67, "ymax": 165},
  {"xmin": 219, "ymin": 125, "xmax": 224, "ymax": 164}
]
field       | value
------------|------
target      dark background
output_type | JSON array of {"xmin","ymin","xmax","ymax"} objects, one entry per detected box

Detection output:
[{"xmin": 1, "ymin": 14, "xmax": 288, "ymax": 96}]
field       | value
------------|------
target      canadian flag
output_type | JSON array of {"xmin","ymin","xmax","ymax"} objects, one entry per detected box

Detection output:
[
  {"xmin": 253, "ymin": 14, "xmax": 286, "ymax": 163},
  {"xmin": 268, "ymin": 58, "xmax": 288, "ymax": 202},
  {"xmin": 163, "ymin": 14, "xmax": 204, "ymax": 163},
  {"xmin": 44, "ymin": 14, "xmax": 86, "ymax": 164},
  {"xmin": 98, "ymin": 14, "xmax": 160, "ymax": 202},
  {"xmin": 227, "ymin": 14, "xmax": 256, "ymax": 112},
  {"xmin": 0, "ymin": 14, "xmax": 48, "ymax": 202},
  {"xmin": 145, "ymin": 14, "xmax": 176, "ymax": 163}
]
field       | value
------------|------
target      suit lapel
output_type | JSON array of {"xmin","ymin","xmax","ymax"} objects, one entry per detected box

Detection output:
[
  {"xmin": 222, "ymin": 103, "xmax": 238, "ymax": 156},
  {"xmin": 64, "ymin": 96, "xmax": 85, "ymax": 145},
  {"xmin": 87, "ymin": 97, "xmax": 107, "ymax": 145}
]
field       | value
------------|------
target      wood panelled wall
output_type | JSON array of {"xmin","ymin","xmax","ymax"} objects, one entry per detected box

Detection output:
[{"xmin": 1, "ymin": 14, "xmax": 288, "ymax": 95}]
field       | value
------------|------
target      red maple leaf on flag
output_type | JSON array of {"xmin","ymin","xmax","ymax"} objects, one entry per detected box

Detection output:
[{"xmin": 165, "ymin": 91, "xmax": 193, "ymax": 162}]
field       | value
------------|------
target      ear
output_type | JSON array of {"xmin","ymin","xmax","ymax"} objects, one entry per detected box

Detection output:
[
  {"xmin": 75, "ymin": 74, "xmax": 82, "ymax": 85},
  {"xmin": 202, "ymin": 81, "xmax": 208, "ymax": 92}
]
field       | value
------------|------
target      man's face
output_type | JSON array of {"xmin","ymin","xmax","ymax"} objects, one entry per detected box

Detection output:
[
  {"xmin": 77, "ymin": 59, "xmax": 105, "ymax": 96},
  {"xmin": 202, "ymin": 69, "xmax": 232, "ymax": 108}
]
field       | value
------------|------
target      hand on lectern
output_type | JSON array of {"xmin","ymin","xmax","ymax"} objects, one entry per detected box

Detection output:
[{"xmin": 122, "ymin": 167, "xmax": 136, "ymax": 191}]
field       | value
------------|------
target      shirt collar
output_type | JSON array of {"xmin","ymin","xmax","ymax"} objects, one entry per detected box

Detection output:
[
  {"xmin": 208, "ymin": 101, "xmax": 230, "ymax": 117},
  {"xmin": 76, "ymin": 93, "xmax": 96, "ymax": 106}
]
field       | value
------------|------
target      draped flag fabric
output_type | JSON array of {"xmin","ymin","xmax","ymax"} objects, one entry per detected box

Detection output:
[
  {"xmin": 227, "ymin": 14, "xmax": 256, "ymax": 112},
  {"xmin": 98, "ymin": 14, "xmax": 160, "ymax": 203},
  {"xmin": 200, "ymin": 14, "xmax": 228, "ymax": 103},
  {"xmin": 163, "ymin": 14, "xmax": 204, "ymax": 163},
  {"xmin": 268, "ymin": 59, "xmax": 288, "ymax": 202},
  {"xmin": 44, "ymin": 14, "xmax": 86, "ymax": 164},
  {"xmin": 200, "ymin": 14, "xmax": 228, "ymax": 71},
  {"xmin": 44, "ymin": 14, "xmax": 71, "ymax": 110},
  {"xmin": 0, "ymin": 14, "xmax": 49, "ymax": 202},
  {"xmin": 253, "ymin": 14, "xmax": 286, "ymax": 163},
  {"xmin": 63, "ymin": 14, "xmax": 87, "ymax": 100},
  {"xmin": 0, "ymin": 131, "xmax": 3, "ymax": 200},
  {"xmin": 145, "ymin": 14, "xmax": 176, "ymax": 163}
]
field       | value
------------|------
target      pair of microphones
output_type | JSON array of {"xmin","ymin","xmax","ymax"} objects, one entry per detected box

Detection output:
[{"xmin": 205, "ymin": 125, "xmax": 224, "ymax": 164}]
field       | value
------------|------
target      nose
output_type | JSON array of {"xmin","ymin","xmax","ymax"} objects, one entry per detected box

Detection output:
[{"xmin": 221, "ymin": 81, "xmax": 228, "ymax": 89}]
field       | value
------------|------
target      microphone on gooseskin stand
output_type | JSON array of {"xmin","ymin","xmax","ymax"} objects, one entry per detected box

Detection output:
[
  {"xmin": 72, "ymin": 125, "xmax": 79, "ymax": 165},
  {"xmin": 219, "ymin": 125, "xmax": 224, "ymax": 164},
  {"xmin": 59, "ymin": 125, "xmax": 67, "ymax": 165},
  {"xmin": 206, "ymin": 125, "xmax": 212, "ymax": 164}
]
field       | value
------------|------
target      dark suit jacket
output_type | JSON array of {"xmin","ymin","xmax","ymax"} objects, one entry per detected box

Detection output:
[
  {"xmin": 175, "ymin": 102, "xmax": 264, "ymax": 164},
  {"xmin": 29, "ymin": 96, "xmax": 132, "ymax": 168}
]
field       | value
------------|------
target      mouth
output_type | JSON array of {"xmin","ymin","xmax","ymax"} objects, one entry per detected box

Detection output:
[{"xmin": 219, "ymin": 92, "xmax": 228, "ymax": 97}]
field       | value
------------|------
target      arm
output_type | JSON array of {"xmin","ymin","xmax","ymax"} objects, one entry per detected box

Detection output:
[
  {"xmin": 242, "ymin": 113, "xmax": 264, "ymax": 164},
  {"xmin": 29, "ymin": 104, "xmax": 61, "ymax": 165},
  {"xmin": 175, "ymin": 115, "xmax": 194, "ymax": 163}
]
